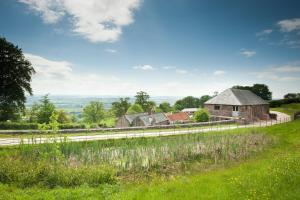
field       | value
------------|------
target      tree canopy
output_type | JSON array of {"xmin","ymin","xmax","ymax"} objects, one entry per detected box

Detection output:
[
  {"xmin": 174, "ymin": 96, "xmax": 201, "ymax": 111},
  {"xmin": 284, "ymin": 93, "xmax": 300, "ymax": 99},
  {"xmin": 127, "ymin": 104, "xmax": 144, "ymax": 114},
  {"xmin": 111, "ymin": 97, "xmax": 131, "ymax": 117},
  {"xmin": 135, "ymin": 91, "xmax": 150, "ymax": 111},
  {"xmin": 193, "ymin": 109, "xmax": 210, "ymax": 122},
  {"xmin": 83, "ymin": 101, "xmax": 105, "ymax": 123},
  {"xmin": 36, "ymin": 95, "xmax": 56, "ymax": 124},
  {"xmin": 0, "ymin": 37, "xmax": 35, "ymax": 121},
  {"xmin": 233, "ymin": 84, "xmax": 272, "ymax": 100},
  {"xmin": 159, "ymin": 102, "xmax": 173, "ymax": 113}
]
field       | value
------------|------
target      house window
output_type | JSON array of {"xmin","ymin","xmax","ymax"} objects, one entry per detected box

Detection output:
[
  {"xmin": 214, "ymin": 105, "xmax": 220, "ymax": 110},
  {"xmin": 233, "ymin": 106, "xmax": 239, "ymax": 111}
]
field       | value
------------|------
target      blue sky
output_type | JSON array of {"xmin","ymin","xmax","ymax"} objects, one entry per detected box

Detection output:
[{"xmin": 1, "ymin": 0, "xmax": 300, "ymax": 98}]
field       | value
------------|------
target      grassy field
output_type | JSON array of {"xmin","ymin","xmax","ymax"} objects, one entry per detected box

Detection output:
[
  {"xmin": 0, "ymin": 117, "xmax": 300, "ymax": 199},
  {"xmin": 271, "ymin": 103, "xmax": 300, "ymax": 117}
]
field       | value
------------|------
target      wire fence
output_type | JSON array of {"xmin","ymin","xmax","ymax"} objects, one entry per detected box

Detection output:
[{"xmin": 0, "ymin": 115, "xmax": 291, "ymax": 146}]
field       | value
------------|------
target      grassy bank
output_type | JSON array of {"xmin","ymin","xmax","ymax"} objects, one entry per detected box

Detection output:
[
  {"xmin": 0, "ymin": 119, "xmax": 300, "ymax": 199},
  {"xmin": 271, "ymin": 103, "xmax": 300, "ymax": 116}
]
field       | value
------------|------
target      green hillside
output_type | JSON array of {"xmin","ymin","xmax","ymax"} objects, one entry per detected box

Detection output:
[
  {"xmin": 1, "ymin": 119, "xmax": 300, "ymax": 199},
  {"xmin": 271, "ymin": 103, "xmax": 300, "ymax": 116}
]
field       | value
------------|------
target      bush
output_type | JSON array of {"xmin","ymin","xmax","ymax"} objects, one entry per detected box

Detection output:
[
  {"xmin": 0, "ymin": 122, "xmax": 86, "ymax": 130},
  {"xmin": 193, "ymin": 109, "xmax": 210, "ymax": 122},
  {"xmin": 269, "ymin": 98, "xmax": 300, "ymax": 108},
  {"xmin": 0, "ymin": 122, "xmax": 38, "ymax": 130}
]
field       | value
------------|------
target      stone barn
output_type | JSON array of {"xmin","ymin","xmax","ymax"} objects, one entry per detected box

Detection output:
[
  {"xmin": 204, "ymin": 88, "xmax": 270, "ymax": 122},
  {"xmin": 116, "ymin": 112, "xmax": 169, "ymax": 128}
]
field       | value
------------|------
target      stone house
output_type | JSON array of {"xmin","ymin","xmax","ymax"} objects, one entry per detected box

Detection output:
[
  {"xmin": 116, "ymin": 112, "xmax": 170, "ymax": 128},
  {"xmin": 204, "ymin": 88, "xmax": 270, "ymax": 122}
]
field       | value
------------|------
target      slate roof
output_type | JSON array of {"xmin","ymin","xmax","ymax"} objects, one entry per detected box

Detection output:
[
  {"xmin": 124, "ymin": 113, "xmax": 148, "ymax": 124},
  {"xmin": 124, "ymin": 112, "xmax": 169, "ymax": 126},
  {"xmin": 204, "ymin": 88, "xmax": 268, "ymax": 106},
  {"xmin": 167, "ymin": 112, "xmax": 190, "ymax": 122}
]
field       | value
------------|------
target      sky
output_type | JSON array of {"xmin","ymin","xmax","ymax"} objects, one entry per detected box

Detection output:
[{"xmin": 0, "ymin": 0, "xmax": 300, "ymax": 98}]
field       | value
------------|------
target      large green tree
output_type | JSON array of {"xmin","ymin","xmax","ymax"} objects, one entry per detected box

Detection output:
[
  {"xmin": 126, "ymin": 104, "xmax": 144, "ymax": 114},
  {"xmin": 135, "ymin": 91, "xmax": 150, "ymax": 111},
  {"xmin": 83, "ymin": 101, "xmax": 105, "ymax": 123},
  {"xmin": 232, "ymin": 84, "xmax": 272, "ymax": 100},
  {"xmin": 37, "ymin": 95, "xmax": 56, "ymax": 124},
  {"xmin": 284, "ymin": 93, "xmax": 300, "ymax": 99},
  {"xmin": 174, "ymin": 96, "xmax": 201, "ymax": 111},
  {"xmin": 111, "ymin": 97, "xmax": 131, "ymax": 117},
  {"xmin": 0, "ymin": 37, "xmax": 35, "ymax": 121},
  {"xmin": 159, "ymin": 102, "xmax": 173, "ymax": 113},
  {"xmin": 199, "ymin": 95, "xmax": 212, "ymax": 108}
]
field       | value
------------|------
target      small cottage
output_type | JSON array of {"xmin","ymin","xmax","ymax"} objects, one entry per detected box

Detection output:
[
  {"xmin": 166, "ymin": 112, "xmax": 190, "ymax": 124},
  {"xmin": 204, "ymin": 88, "xmax": 270, "ymax": 121},
  {"xmin": 116, "ymin": 112, "xmax": 169, "ymax": 128}
]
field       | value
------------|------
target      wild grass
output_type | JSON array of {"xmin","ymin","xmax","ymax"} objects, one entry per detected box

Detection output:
[
  {"xmin": 0, "ymin": 129, "xmax": 272, "ymax": 188},
  {"xmin": 271, "ymin": 103, "xmax": 300, "ymax": 116}
]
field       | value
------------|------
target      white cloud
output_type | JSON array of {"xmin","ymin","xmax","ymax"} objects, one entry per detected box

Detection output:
[
  {"xmin": 256, "ymin": 29, "xmax": 272, "ymax": 36},
  {"xmin": 213, "ymin": 70, "xmax": 226, "ymax": 76},
  {"xmin": 253, "ymin": 62, "xmax": 300, "ymax": 82},
  {"xmin": 255, "ymin": 71, "xmax": 300, "ymax": 82},
  {"xmin": 239, "ymin": 49, "xmax": 256, "ymax": 58},
  {"xmin": 272, "ymin": 65, "xmax": 300, "ymax": 72},
  {"xmin": 278, "ymin": 18, "xmax": 300, "ymax": 32},
  {"xmin": 162, "ymin": 66, "xmax": 175, "ymax": 70},
  {"xmin": 19, "ymin": 0, "xmax": 140, "ymax": 43},
  {"xmin": 175, "ymin": 69, "xmax": 188, "ymax": 74},
  {"xmin": 105, "ymin": 49, "xmax": 117, "ymax": 53},
  {"xmin": 24, "ymin": 53, "xmax": 139, "ymax": 95},
  {"xmin": 133, "ymin": 64, "xmax": 155, "ymax": 71},
  {"xmin": 24, "ymin": 53, "xmax": 72, "ymax": 79}
]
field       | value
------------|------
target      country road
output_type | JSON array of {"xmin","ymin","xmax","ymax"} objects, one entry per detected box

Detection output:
[{"xmin": 0, "ymin": 111, "xmax": 290, "ymax": 146}]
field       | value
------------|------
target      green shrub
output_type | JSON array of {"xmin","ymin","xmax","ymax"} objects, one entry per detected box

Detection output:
[
  {"xmin": 0, "ymin": 122, "xmax": 38, "ymax": 130},
  {"xmin": 0, "ymin": 122, "xmax": 86, "ymax": 130},
  {"xmin": 193, "ymin": 109, "xmax": 210, "ymax": 122}
]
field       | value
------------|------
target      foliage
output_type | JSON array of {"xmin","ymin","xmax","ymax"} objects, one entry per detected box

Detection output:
[
  {"xmin": 82, "ymin": 101, "xmax": 105, "ymax": 124},
  {"xmin": 284, "ymin": 93, "xmax": 300, "ymax": 99},
  {"xmin": 199, "ymin": 95, "xmax": 212, "ymax": 107},
  {"xmin": 174, "ymin": 96, "xmax": 201, "ymax": 111},
  {"xmin": 0, "ymin": 37, "xmax": 35, "ymax": 121},
  {"xmin": 0, "ymin": 122, "xmax": 86, "ymax": 130},
  {"xmin": 2, "ymin": 119, "xmax": 300, "ymax": 199},
  {"xmin": 36, "ymin": 95, "xmax": 56, "ymax": 124},
  {"xmin": 56, "ymin": 110, "xmax": 71, "ymax": 124},
  {"xmin": 135, "ymin": 91, "xmax": 151, "ymax": 111},
  {"xmin": 26, "ymin": 103, "xmax": 39, "ymax": 123},
  {"xmin": 0, "ymin": 122, "xmax": 39, "ymax": 130},
  {"xmin": 49, "ymin": 111, "xmax": 59, "ymax": 133},
  {"xmin": 159, "ymin": 102, "xmax": 173, "ymax": 113},
  {"xmin": 233, "ymin": 83, "xmax": 272, "ymax": 100},
  {"xmin": 271, "ymin": 103, "xmax": 300, "ymax": 116},
  {"xmin": 193, "ymin": 109, "xmax": 210, "ymax": 122},
  {"xmin": 269, "ymin": 98, "xmax": 300, "ymax": 108},
  {"xmin": 126, "ymin": 104, "xmax": 144, "ymax": 114},
  {"xmin": 0, "ymin": 130, "xmax": 271, "ymax": 189},
  {"xmin": 111, "ymin": 98, "xmax": 131, "ymax": 117},
  {"xmin": 146, "ymin": 100, "xmax": 156, "ymax": 113}
]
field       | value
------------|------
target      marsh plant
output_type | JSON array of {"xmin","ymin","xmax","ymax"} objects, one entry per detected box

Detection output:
[{"xmin": 0, "ymin": 130, "xmax": 273, "ymax": 188}]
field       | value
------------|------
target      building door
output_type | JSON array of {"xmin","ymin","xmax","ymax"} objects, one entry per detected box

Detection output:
[{"xmin": 232, "ymin": 106, "xmax": 239, "ymax": 117}]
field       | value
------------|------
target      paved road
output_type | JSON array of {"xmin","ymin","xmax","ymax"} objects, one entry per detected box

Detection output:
[{"xmin": 0, "ymin": 111, "xmax": 290, "ymax": 146}]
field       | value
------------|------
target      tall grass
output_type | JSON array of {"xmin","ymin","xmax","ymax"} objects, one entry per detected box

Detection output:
[{"xmin": 0, "ymin": 130, "xmax": 273, "ymax": 188}]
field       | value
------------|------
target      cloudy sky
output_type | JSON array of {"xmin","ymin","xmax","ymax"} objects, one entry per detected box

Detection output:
[{"xmin": 1, "ymin": 0, "xmax": 300, "ymax": 98}]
